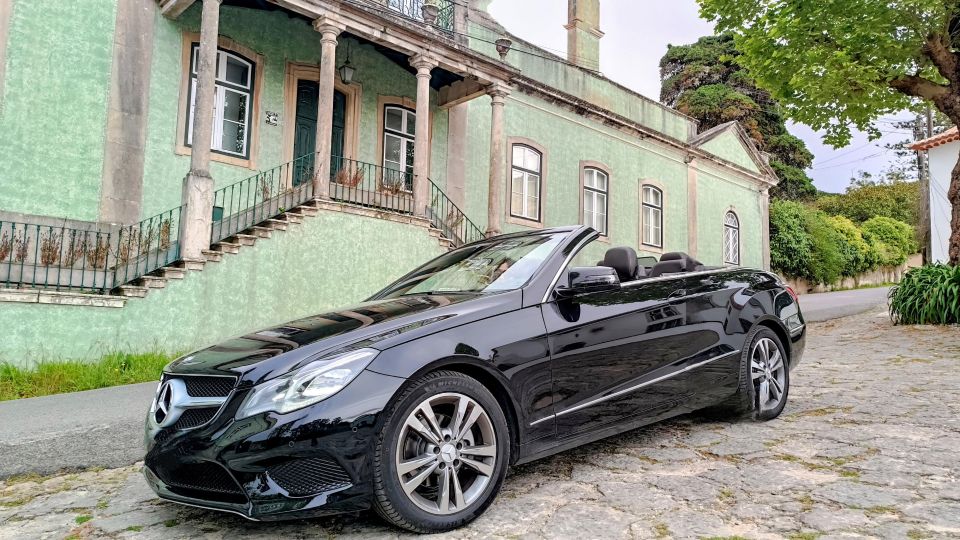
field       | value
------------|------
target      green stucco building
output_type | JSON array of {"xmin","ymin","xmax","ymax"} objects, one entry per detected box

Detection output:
[{"xmin": 0, "ymin": 0, "xmax": 776, "ymax": 364}]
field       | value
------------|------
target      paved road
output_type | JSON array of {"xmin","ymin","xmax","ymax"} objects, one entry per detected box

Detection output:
[
  {"xmin": 799, "ymin": 286, "xmax": 891, "ymax": 322},
  {"xmin": 3, "ymin": 309, "xmax": 959, "ymax": 539},
  {"xmin": 0, "ymin": 382, "xmax": 156, "ymax": 478}
]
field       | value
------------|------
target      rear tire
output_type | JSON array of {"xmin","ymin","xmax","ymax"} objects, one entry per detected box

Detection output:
[
  {"xmin": 706, "ymin": 326, "xmax": 790, "ymax": 421},
  {"xmin": 372, "ymin": 370, "xmax": 510, "ymax": 533}
]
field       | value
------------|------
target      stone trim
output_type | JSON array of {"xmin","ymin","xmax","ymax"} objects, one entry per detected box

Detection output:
[
  {"xmin": 686, "ymin": 158, "xmax": 698, "ymax": 259},
  {"xmin": 761, "ymin": 189, "xmax": 771, "ymax": 271},
  {"xmin": 505, "ymin": 137, "xmax": 547, "ymax": 229},
  {"xmin": 281, "ymin": 61, "xmax": 362, "ymax": 169},
  {"xmin": 0, "ymin": 0, "xmax": 12, "ymax": 114},
  {"xmin": 174, "ymin": 32, "xmax": 264, "ymax": 170},
  {"xmin": 578, "ymin": 160, "xmax": 611, "ymax": 242},
  {"xmin": 0, "ymin": 288, "xmax": 126, "ymax": 308}
]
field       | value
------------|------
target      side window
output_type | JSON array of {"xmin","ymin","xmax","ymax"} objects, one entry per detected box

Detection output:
[
  {"xmin": 641, "ymin": 185, "xmax": 663, "ymax": 248},
  {"xmin": 510, "ymin": 145, "xmax": 542, "ymax": 221},
  {"xmin": 186, "ymin": 45, "xmax": 255, "ymax": 158},
  {"xmin": 724, "ymin": 211, "xmax": 740, "ymax": 265}
]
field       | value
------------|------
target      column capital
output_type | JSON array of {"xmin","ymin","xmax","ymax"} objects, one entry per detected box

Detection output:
[
  {"xmin": 409, "ymin": 54, "xmax": 439, "ymax": 73},
  {"xmin": 312, "ymin": 16, "xmax": 345, "ymax": 38},
  {"xmin": 487, "ymin": 83, "xmax": 510, "ymax": 102}
]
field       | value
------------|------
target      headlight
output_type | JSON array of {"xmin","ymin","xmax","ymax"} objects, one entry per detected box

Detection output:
[{"xmin": 237, "ymin": 348, "xmax": 378, "ymax": 417}]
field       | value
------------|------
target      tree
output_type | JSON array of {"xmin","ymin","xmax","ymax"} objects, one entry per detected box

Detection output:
[
  {"xmin": 659, "ymin": 35, "xmax": 817, "ymax": 200},
  {"xmin": 697, "ymin": 0, "xmax": 960, "ymax": 264},
  {"xmin": 882, "ymin": 110, "xmax": 951, "ymax": 179},
  {"xmin": 815, "ymin": 179, "xmax": 920, "ymax": 227}
]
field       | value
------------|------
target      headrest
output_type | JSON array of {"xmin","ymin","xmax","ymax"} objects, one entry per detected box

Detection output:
[
  {"xmin": 649, "ymin": 259, "xmax": 685, "ymax": 277},
  {"xmin": 658, "ymin": 252, "xmax": 704, "ymax": 272},
  {"xmin": 601, "ymin": 247, "xmax": 639, "ymax": 282}
]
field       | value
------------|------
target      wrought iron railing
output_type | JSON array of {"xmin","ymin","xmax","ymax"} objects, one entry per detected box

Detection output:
[
  {"xmin": 427, "ymin": 178, "xmax": 485, "ymax": 248},
  {"xmin": 211, "ymin": 153, "xmax": 316, "ymax": 243},
  {"xmin": 385, "ymin": 0, "xmax": 455, "ymax": 32},
  {"xmin": 0, "ymin": 209, "xmax": 181, "ymax": 294},
  {"xmin": 329, "ymin": 155, "xmax": 414, "ymax": 214}
]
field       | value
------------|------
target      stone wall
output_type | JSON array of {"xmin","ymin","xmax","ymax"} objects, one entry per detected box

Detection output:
[{"xmin": 785, "ymin": 253, "xmax": 924, "ymax": 295}]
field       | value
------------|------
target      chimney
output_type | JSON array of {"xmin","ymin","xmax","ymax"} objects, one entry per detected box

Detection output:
[{"xmin": 565, "ymin": 0, "xmax": 603, "ymax": 71}]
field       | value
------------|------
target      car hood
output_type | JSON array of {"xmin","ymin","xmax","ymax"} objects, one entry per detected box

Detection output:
[{"xmin": 165, "ymin": 291, "xmax": 518, "ymax": 384}]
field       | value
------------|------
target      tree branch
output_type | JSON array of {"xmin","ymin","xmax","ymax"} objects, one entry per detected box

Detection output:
[
  {"xmin": 889, "ymin": 74, "xmax": 951, "ymax": 101},
  {"xmin": 923, "ymin": 33, "xmax": 960, "ymax": 85}
]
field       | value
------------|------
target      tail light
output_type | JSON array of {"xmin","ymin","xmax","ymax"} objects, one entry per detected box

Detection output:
[{"xmin": 785, "ymin": 286, "xmax": 799, "ymax": 303}]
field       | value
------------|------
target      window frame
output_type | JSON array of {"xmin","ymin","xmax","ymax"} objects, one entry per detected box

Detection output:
[
  {"xmin": 381, "ymin": 105, "xmax": 417, "ymax": 192},
  {"xmin": 508, "ymin": 140, "xmax": 545, "ymax": 225},
  {"xmin": 579, "ymin": 161, "xmax": 611, "ymax": 238},
  {"xmin": 176, "ymin": 34, "xmax": 262, "ymax": 169},
  {"xmin": 723, "ymin": 210, "xmax": 741, "ymax": 265},
  {"xmin": 641, "ymin": 184, "xmax": 664, "ymax": 249},
  {"xmin": 185, "ymin": 44, "xmax": 256, "ymax": 160}
]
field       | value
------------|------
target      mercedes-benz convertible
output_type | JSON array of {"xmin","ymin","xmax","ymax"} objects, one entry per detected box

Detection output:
[{"xmin": 143, "ymin": 225, "xmax": 805, "ymax": 532}]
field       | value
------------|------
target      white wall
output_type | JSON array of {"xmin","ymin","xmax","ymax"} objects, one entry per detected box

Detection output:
[{"xmin": 928, "ymin": 141, "xmax": 957, "ymax": 263}]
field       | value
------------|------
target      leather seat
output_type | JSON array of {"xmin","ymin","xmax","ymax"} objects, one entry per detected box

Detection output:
[
  {"xmin": 601, "ymin": 247, "xmax": 639, "ymax": 282},
  {"xmin": 649, "ymin": 252, "xmax": 704, "ymax": 277}
]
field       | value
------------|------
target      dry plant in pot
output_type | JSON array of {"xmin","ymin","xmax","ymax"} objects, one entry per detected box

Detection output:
[
  {"xmin": 39, "ymin": 231, "xmax": 62, "ymax": 266},
  {"xmin": 0, "ymin": 232, "xmax": 11, "ymax": 262}
]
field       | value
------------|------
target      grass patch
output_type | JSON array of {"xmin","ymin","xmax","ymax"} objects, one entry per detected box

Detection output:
[
  {"xmin": 0, "ymin": 352, "xmax": 174, "ymax": 401},
  {"xmin": 164, "ymin": 519, "xmax": 179, "ymax": 527},
  {"xmin": 125, "ymin": 526, "xmax": 143, "ymax": 532},
  {"xmin": 654, "ymin": 523, "xmax": 670, "ymax": 538},
  {"xmin": 75, "ymin": 515, "xmax": 92, "ymax": 525},
  {"xmin": 788, "ymin": 533, "xmax": 821, "ymax": 540}
]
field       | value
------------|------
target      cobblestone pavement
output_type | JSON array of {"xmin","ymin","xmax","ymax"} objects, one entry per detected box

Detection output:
[{"xmin": 3, "ymin": 308, "xmax": 960, "ymax": 540}]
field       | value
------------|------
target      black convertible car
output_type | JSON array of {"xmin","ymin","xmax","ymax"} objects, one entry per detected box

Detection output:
[{"xmin": 144, "ymin": 225, "xmax": 805, "ymax": 532}]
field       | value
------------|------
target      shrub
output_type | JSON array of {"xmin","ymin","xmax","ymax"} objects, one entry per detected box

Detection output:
[
  {"xmin": 827, "ymin": 215, "xmax": 877, "ymax": 277},
  {"xmin": 889, "ymin": 264, "xmax": 960, "ymax": 324},
  {"xmin": 804, "ymin": 210, "xmax": 845, "ymax": 285},
  {"xmin": 769, "ymin": 200, "xmax": 812, "ymax": 279},
  {"xmin": 861, "ymin": 216, "xmax": 917, "ymax": 266},
  {"xmin": 815, "ymin": 181, "xmax": 919, "ymax": 226}
]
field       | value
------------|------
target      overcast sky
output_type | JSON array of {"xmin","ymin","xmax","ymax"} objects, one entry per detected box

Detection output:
[{"xmin": 489, "ymin": 0, "xmax": 913, "ymax": 193}]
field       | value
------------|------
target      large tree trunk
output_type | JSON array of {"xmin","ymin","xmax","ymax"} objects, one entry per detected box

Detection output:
[{"xmin": 950, "ymin": 151, "xmax": 960, "ymax": 264}]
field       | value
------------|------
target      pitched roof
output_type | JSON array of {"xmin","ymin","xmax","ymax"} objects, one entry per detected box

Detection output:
[
  {"xmin": 908, "ymin": 127, "xmax": 959, "ymax": 151},
  {"xmin": 690, "ymin": 121, "xmax": 777, "ymax": 180}
]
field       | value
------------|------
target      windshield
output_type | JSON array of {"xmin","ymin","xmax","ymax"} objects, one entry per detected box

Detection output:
[{"xmin": 377, "ymin": 233, "xmax": 565, "ymax": 298}]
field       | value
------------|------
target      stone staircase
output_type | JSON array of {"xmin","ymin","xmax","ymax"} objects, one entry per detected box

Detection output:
[{"xmin": 112, "ymin": 198, "xmax": 455, "ymax": 299}]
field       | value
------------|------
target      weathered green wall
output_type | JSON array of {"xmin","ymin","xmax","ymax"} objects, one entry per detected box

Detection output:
[
  {"xmin": 0, "ymin": 0, "xmax": 117, "ymax": 221},
  {"xmin": 699, "ymin": 131, "xmax": 761, "ymax": 174},
  {"xmin": 141, "ymin": 4, "xmax": 449, "ymax": 218},
  {"xmin": 695, "ymin": 163, "xmax": 764, "ymax": 269},
  {"xmin": 0, "ymin": 211, "xmax": 443, "ymax": 365}
]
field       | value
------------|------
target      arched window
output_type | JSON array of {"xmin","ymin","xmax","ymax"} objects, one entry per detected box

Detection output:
[
  {"xmin": 724, "ymin": 211, "xmax": 740, "ymax": 265},
  {"xmin": 510, "ymin": 144, "xmax": 542, "ymax": 221},
  {"xmin": 582, "ymin": 167, "xmax": 609, "ymax": 235},
  {"xmin": 641, "ymin": 185, "xmax": 663, "ymax": 248},
  {"xmin": 382, "ymin": 105, "xmax": 416, "ymax": 191},
  {"xmin": 186, "ymin": 45, "xmax": 255, "ymax": 158}
]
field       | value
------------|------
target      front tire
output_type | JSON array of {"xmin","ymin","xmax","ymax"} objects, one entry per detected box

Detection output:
[{"xmin": 372, "ymin": 370, "xmax": 510, "ymax": 533}]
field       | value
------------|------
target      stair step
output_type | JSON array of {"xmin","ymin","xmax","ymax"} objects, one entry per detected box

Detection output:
[
  {"xmin": 213, "ymin": 242, "xmax": 241, "ymax": 255},
  {"xmin": 280, "ymin": 213, "xmax": 304, "ymax": 224},
  {"xmin": 230, "ymin": 234, "xmax": 257, "ymax": 247},
  {"xmin": 265, "ymin": 219, "xmax": 289, "ymax": 231},
  {"xmin": 115, "ymin": 285, "xmax": 148, "ymax": 298},
  {"xmin": 156, "ymin": 267, "xmax": 187, "ymax": 280},
  {"xmin": 290, "ymin": 206, "xmax": 319, "ymax": 217},
  {"xmin": 201, "ymin": 249, "xmax": 224, "ymax": 263},
  {"xmin": 135, "ymin": 275, "xmax": 167, "ymax": 289},
  {"xmin": 175, "ymin": 259, "xmax": 205, "ymax": 271},
  {"xmin": 248, "ymin": 226, "xmax": 273, "ymax": 239}
]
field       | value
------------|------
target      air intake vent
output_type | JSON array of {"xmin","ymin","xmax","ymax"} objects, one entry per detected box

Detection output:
[
  {"xmin": 267, "ymin": 456, "xmax": 352, "ymax": 497},
  {"xmin": 152, "ymin": 461, "xmax": 246, "ymax": 504}
]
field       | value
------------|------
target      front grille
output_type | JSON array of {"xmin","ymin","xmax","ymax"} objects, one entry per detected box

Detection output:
[
  {"xmin": 267, "ymin": 456, "xmax": 353, "ymax": 497},
  {"xmin": 163, "ymin": 374, "xmax": 235, "ymax": 397},
  {"xmin": 153, "ymin": 461, "xmax": 246, "ymax": 504},
  {"xmin": 171, "ymin": 407, "xmax": 219, "ymax": 430}
]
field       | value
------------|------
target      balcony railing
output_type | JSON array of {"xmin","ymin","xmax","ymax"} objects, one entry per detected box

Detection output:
[
  {"xmin": 427, "ymin": 178, "xmax": 484, "ymax": 248},
  {"xmin": 329, "ymin": 155, "xmax": 414, "ymax": 215},
  {"xmin": 0, "ymin": 207, "xmax": 182, "ymax": 294},
  {"xmin": 211, "ymin": 153, "xmax": 316, "ymax": 243},
  {"xmin": 385, "ymin": 0, "xmax": 455, "ymax": 32}
]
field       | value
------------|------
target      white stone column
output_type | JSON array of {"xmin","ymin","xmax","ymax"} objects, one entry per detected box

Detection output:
[
  {"xmin": 486, "ymin": 85, "xmax": 509, "ymax": 236},
  {"xmin": 761, "ymin": 187, "xmax": 771, "ymax": 271},
  {"xmin": 410, "ymin": 54, "xmax": 437, "ymax": 217},
  {"xmin": 179, "ymin": 0, "xmax": 221, "ymax": 261},
  {"xmin": 312, "ymin": 21, "xmax": 342, "ymax": 199}
]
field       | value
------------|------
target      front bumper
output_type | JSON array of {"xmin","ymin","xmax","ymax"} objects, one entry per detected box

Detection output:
[{"xmin": 143, "ymin": 369, "xmax": 405, "ymax": 521}]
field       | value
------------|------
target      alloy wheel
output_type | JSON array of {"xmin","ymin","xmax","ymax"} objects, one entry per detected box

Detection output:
[
  {"xmin": 750, "ymin": 337, "xmax": 786, "ymax": 411},
  {"xmin": 395, "ymin": 392, "xmax": 497, "ymax": 515}
]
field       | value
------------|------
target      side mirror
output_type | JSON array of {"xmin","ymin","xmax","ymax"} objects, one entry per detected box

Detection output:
[{"xmin": 556, "ymin": 266, "xmax": 620, "ymax": 298}]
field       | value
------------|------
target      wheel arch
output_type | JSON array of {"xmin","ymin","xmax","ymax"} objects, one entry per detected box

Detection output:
[{"xmin": 753, "ymin": 316, "xmax": 791, "ymax": 361}]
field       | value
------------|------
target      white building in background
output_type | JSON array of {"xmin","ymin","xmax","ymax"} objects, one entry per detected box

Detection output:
[{"xmin": 911, "ymin": 128, "xmax": 957, "ymax": 263}]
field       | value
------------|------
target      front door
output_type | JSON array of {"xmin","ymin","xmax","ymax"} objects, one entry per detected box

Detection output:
[{"xmin": 292, "ymin": 81, "xmax": 346, "ymax": 186}]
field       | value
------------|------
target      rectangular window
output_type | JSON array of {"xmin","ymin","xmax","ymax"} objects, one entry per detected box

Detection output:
[
  {"xmin": 642, "ymin": 185, "xmax": 663, "ymax": 248},
  {"xmin": 510, "ymin": 145, "xmax": 542, "ymax": 221},
  {"xmin": 382, "ymin": 106, "xmax": 416, "ymax": 191},
  {"xmin": 186, "ymin": 45, "xmax": 255, "ymax": 159},
  {"xmin": 582, "ymin": 168, "xmax": 608, "ymax": 235}
]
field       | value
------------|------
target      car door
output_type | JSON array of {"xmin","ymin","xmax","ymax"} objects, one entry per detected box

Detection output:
[{"xmin": 542, "ymin": 273, "xmax": 704, "ymax": 438}]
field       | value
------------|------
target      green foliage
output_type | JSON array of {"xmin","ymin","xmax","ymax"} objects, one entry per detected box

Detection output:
[
  {"xmin": 827, "ymin": 216, "xmax": 877, "ymax": 276},
  {"xmin": 659, "ymin": 34, "xmax": 816, "ymax": 199},
  {"xmin": 804, "ymin": 210, "xmax": 845, "ymax": 285},
  {"xmin": 861, "ymin": 216, "xmax": 918, "ymax": 266},
  {"xmin": 0, "ymin": 351, "xmax": 174, "ymax": 401},
  {"xmin": 698, "ymin": 0, "xmax": 956, "ymax": 147},
  {"xmin": 890, "ymin": 264, "xmax": 960, "ymax": 324},
  {"xmin": 815, "ymin": 181, "xmax": 920, "ymax": 227},
  {"xmin": 769, "ymin": 199, "xmax": 812, "ymax": 279}
]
